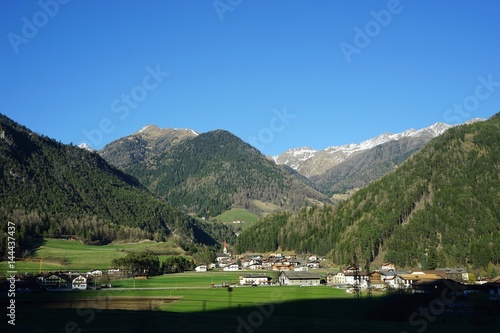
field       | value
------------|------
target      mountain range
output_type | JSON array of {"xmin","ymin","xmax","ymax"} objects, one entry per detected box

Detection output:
[
  {"xmin": 272, "ymin": 121, "xmax": 481, "ymax": 178},
  {"xmin": 2, "ymin": 110, "xmax": 498, "ymax": 270},
  {"xmin": 0, "ymin": 114, "xmax": 234, "ymax": 257},
  {"xmin": 101, "ymin": 129, "xmax": 330, "ymax": 218},
  {"xmin": 236, "ymin": 112, "xmax": 500, "ymax": 269}
]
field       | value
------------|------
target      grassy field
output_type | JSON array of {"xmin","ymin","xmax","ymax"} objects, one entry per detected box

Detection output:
[
  {"xmin": 13, "ymin": 284, "xmax": 497, "ymax": 332},
  {"xmin": 0, "ymin": 238, "xmax": 187, "ymax": 273},
  {"xmin": 111, "ymin": 271, "xmax": 248, "ymax": 288},
  {"xmin": 214, "ymin": 208, "xmax": 260, "ymax": 231}
]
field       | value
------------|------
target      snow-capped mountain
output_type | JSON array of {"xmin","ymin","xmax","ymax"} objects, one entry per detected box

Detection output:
[
  {"xmin": 273, "ymin": 120, "xmax": 483, "ymax": 177},
  {"xmin": 78, "ymin": 143, "xmax": 95, "ymax": 152}
]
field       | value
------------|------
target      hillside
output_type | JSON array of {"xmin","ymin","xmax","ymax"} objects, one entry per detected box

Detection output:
[
  {"xmin": 236, "ymin": 112, "xmax": 500, "ymax": 269},
  {"xmin": 310, "ymin": 136, "xmax": 429, "ymax": 197},
  {"xmin": 0, "ymin": 114, "xmax": 234, "ymax": 258},
  {"xmin": 125, "ymin": 130, "xmax": 330, "ymax": 218},
  {"xmin": 99, "ymin": 124, "xmax": 198, "ymax": 170},
  {"xmin": 272, "ymin": 122, "xmax": 453, "ymax": 177}
]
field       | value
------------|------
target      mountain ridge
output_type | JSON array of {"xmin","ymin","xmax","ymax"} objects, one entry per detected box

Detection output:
[
  {"xmin": 272, "ymin": 119, "xmax": 484, "ymax": 177},
  {"xmin": 120, "ymin": 129, "xmax": 331, "ymax": 218},
  {"xmin": 0, "ymin": 113, "xmax": 234, "ymax": 256},
  {"xmin": 236, "ymin": 112, "xmax": 500, "ymax": 269}
]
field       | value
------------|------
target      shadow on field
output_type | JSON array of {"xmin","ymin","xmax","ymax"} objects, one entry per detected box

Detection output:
[{"xmin": 7, "ymin": 293, "xmax": 500, "ymax": 333}]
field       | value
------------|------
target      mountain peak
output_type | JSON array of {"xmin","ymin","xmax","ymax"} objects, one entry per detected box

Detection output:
[{"xmin": 273, "ymin": 121, "xmax": 465, "ymax": 177}]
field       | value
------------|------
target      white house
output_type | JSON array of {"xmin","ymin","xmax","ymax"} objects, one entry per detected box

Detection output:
[
  {"xmin": 278, "ymin": 271, "xmax": 321, "ymax": 286},
  {"xmin": 239, "ymin": 274, "xmax": 271, "ymax": 286},
  {"xmin": 195, "ymin": 265, "xmax": 207, "ymax": 272},
  {"xmin": 72, "ymin": 275, "xmax": 89, "ymax": 290},
  {"xmin": 307, "ymin": 261, "xmax": 320, "ymax": 269},
  {"xmin": 87, "ymin": 270, "xmax": 103, "ymax": 276},
  {"xmin": 380, "ymin": 270, "xmax": 409, "ymax": 289},
  {"xmin": 328, "ymin": 272, "xmax": 346, "ymax": 285},
  {"xmin": 248, "ymin": 263, "xmax": 263, "ymax": 270},
  {"xmin": 223, "ymin": 263, "xmax": 240, "ymax": 271},
  {"xmin": 345, "ymin": 272, "xmax": 369, "ymax": 288}
]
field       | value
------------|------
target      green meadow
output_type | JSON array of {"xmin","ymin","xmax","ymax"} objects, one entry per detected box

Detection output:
[
  {"xmin": 214, "ymin": 208, "xmax": 260, "ymax": 231},
  {"xmin": 0, "ymin": 238, "xmax": 186, "ymax": 273}
]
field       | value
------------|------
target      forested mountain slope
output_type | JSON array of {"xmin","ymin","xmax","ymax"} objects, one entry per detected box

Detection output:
[
  {"xmin": 99, "ymin": 124, "xmax": 198, "ymax": 170},
  {"xmin": 0, "ymin": 114, "xmax": 233, "ymax": 257},
  {"xmin": 310, "ymin": 136, "xmax": 429, "ymax": 197},
  {"xmin": 236, "ymin": 112, "xmax": 500, "ymax": 269},
  {"xmin": 126, "ymin": 130, "xmax": 330, "ymax": 218}
]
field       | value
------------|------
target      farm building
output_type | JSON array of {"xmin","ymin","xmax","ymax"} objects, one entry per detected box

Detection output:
[
  {"xmin": 278, "ymin": 271, "xmax": 321, "ymax": 286},
  {"xmin": 239, "ymin": 274, "xmax": 272, "ymax": 285}
]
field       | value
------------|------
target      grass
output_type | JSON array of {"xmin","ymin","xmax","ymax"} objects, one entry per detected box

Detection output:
[
  {"xmin": 111, "ymin": 271, "xmax": 247, "ymax": 288},
  {"xmin": 11, "ymin": 271, "xmax": 499, "ymax": 332},
  {"xmin": 0, "ymin": 238, "xmax": 186, "ymax": 273},
  {"xmin": 214, "ymin": 208, "xmax": 260, "ymax": 231}
]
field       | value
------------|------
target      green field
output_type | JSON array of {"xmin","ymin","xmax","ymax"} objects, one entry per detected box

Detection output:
[
  {"xmin": 0, "ymin": 238, "xmax": 186, "ymax": 273},
  {"xmin": 215, "ymin": 208, "xmax": 260, "ymax": 231},
  {"xmin": 13, "ymin": 283, "xmax": 496, "ymax": 332},
  {"xmin": 111, "ymin": 271, "xmax": 246, "ymax": 288}
]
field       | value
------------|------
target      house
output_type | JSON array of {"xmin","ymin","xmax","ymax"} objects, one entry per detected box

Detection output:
[
  {"xmin": 326, "ymin": 272, "xmax": 345, "ymax": 285},
  {"xmin": 216, "ymin": 253, "xmax": 231, "ymax": 263},
  {"xmin": 345, "ymin": 271, "xmax": 369, "ymax": 288},
  {"xmin": 248, "ymin": 263, "xmax": 263, "ymax": 270},
  {"xmin": 295, "ymin": 266, "xmax": 309, "ymax": 272},
  {"xmin": 331, "ymin": 272, "xmax": 346, "ymax": 285},
  {"xmin": 395, "ymin": 273, "xmax": 443, "ymax": 289},
  {"xmin": 308, "ymin": 255, "xmax": 319, "ymax": 261},
  {"xmin": 195, "ymin": 265, "xmax": 207, "ymax": 272},
  {"xmin": 380, "ymin": 263, "xmax": 396, "ymax": 271},
  {"xmin": 368, "ymin": 271, "xmax": 386, "ymax": 290},
  {"xmin": 87, "ymin": 270, "xmax": 103, "ymax": 276},
  {"xmin": 72, "ymin": 274, "xmax": 90, "ymax": 290},
  {"xmin": 239, "ymin": 274, "xmax": 272, "ymax": 286},
  {"xmin": 307, "ymin": 260, "xmax": 320, "ymax": 269},
  {"xmin": 380, "ymin": 270, "xmax": 410, "ymax": 289},
  {"xmin": 223, "ymin": 263, "xmax": 240, "ymax": 271},
  {"xmin": 344, "ymin": 265, "xmax": 360, "ymax": 274},
  {"xmin": 272, "ymin": 263, "xmax": 295, "ymax": 271},
  {"xmin": 278, "ymin": 271, "xmax": 321, "ymax": 286},
  {"xmin": 39, "ymin": 273, "xmax": 72, "ymax": 290},
  {"xmin": 435, "ymin": 267, "xmax": 469, "ymax": 282},
  {"xmin": 134, "ymin": 273, "xmax": 149, "ymax": 279}
]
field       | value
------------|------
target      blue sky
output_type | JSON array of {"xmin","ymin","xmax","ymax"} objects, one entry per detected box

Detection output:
[{"xmin": 1, "ymin": 0, "xmax": 500, "ymax": 156}]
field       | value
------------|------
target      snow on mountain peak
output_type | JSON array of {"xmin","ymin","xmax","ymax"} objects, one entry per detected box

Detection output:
[
  {"xmin": 138, "ymin": 125, "xmax": 152, "ymax": 133},
  {"xmin": 273, "ymin": 121, "xmax": 460, "ymax": 173},
  {"xmin": 78, "ymin": 143, "xmax": 94, "ymax": 152}
]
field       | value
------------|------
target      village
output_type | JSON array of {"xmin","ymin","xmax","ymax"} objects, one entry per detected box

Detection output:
[
  {"xmin": 205, "ymin": 247, "xmax": 500, "ymax": 299},
  {"xmin": 7, "ymin": 240, "xmax": 500, "ymax": 301}
]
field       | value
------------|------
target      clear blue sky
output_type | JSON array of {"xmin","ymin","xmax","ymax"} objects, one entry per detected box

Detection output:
[{"xmin": 1, "ymin": 0, "xmax": 500, "ymax": 156}]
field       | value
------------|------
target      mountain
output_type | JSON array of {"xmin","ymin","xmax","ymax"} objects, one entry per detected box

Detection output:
[
  {"xmin": 310, "ymin": 136, "xmax": 430, "ymax": 197},
  {"xmin": 273, "ymin": 122, "xmax": 456, "ymax": 178},
  {"xmin": 99, "ymin": 124, "xmax": 198, "ymax": 170},
  {"xmin": 0, "ymin": 114, "xmax": 233, "ymax": 257},
  {"xmin": 236, "ymin": 112, "xmax": 500, "ymax": 269},
  {"xmin": 122, "ymin": 129, "xmax": 330, "ymax": 218}
]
